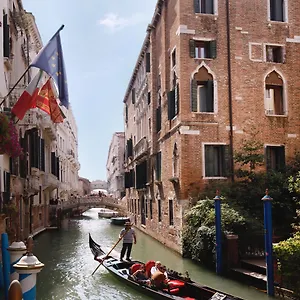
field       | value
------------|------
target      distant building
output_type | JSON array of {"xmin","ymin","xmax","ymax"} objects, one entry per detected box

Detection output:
[
  {"xmin": 78, "ymin": 177, "xmax": 91, "ymax": 196},
  {"xmin": 90, "ymin": 180, "xmax": 107, "ymax": 191},
  {"xmin": 106, "ymin": 132, "xmax": 125, "ymax": 199}
]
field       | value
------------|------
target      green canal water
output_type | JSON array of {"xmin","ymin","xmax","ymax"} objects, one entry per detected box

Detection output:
[{"xmin": 33, "ymin": 208, "xmax": 272, "ymax": 300}]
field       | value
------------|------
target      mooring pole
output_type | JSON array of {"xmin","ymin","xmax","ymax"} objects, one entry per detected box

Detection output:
[{"xmin": 214, "ymin": 190, "xmax": 222, "ymax": 275}]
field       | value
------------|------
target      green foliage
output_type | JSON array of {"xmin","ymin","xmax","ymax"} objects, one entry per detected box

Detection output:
[
  {"xmin": 274, "ymin": 232, "xmax": 300, "ymax": 296},
  {"xmin": 183, "ymin": 199, "xmax": 255, "ymax": 265}
]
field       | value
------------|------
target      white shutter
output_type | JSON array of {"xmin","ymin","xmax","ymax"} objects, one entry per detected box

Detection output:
[{"xmin": 265, "ymin": 88, "xmax": 274, "ymax": 115}]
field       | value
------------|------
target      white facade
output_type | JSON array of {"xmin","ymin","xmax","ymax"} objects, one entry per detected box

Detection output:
[
  {"xmin": 57, "ymin": 106, "xmax": 80, "ymax": 200},
  {"xmin": 106, "ymin": 132, "xmax": 125, "ymax": 199},
  {"xmin": 90, "ymin": 180, "xmax": 107, "ymax": 190}
]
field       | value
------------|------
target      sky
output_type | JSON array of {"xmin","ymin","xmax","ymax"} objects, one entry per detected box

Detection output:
[{"xmin": 22, "ymin": 0, "xmax": 157, "ymax": 181}]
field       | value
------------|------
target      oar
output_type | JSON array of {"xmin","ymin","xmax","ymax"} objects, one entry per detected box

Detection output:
[{"xmin": 91, "ymin": 227, "xmax": 130, "ymax": 276}]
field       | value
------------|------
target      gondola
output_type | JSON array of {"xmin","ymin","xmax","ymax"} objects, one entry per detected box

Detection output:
[{"xmin": 89, "ymin": 234, "xmax": 244, "ymax": 300}]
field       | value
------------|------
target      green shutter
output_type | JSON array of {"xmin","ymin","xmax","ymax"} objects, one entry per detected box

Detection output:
[
  {"xmin": 167, "ymin": 89, "xmax": 175, "ymax": 120},
  {"xmin": 223, "ymin": 145, "xmax": 232, "ymax": 177},
  {"xmin": 194, "ymin": 0, "xmax": 200, "ymax": 13},
  {"xmin": 189, "ymin": 39, "xmax": 196, "ymax": 58},
  {"xmin": 191, "ymin": 79, "xmax": 198, "ymax": 112},
  {"xmin": 148, "ymin": 92, "xmax": 151, "ymax": 105},
  {"xmin": 3, "ymin": 14, "xmax": 10, "ymax": 58},
  {"xmin": 206, "ymin": 80, "xmax": 214, "ymax": 112},
  {"xmin": 265, "ymin": 146, "xmax": 271, "ymax": 171},
  {"xmin": 209, "ymin": 40, "xmax": 217, "ymax": 59},
  {"xmin": 146, "ymin": 52, "xmax": 151, "ymax": 72},
  {"xmin": 279, "ymin": 146, "xmax": 285, "ymax": 170},
  {"xmin": 132, "ymin": 88, "xmax": 135, "ymax": 104},
  {"xmin": 174, "ymin": 84, "xmax": 179, "ymax": 116},
  {"xmin": 205, "ymin": 0, "xmax": 214, "ymax": 14}
]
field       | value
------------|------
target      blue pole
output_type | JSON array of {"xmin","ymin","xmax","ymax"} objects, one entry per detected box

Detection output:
[
  {"xmin": 214, "ymin": 191, "xmax": 222, "ymax": 275},
  {"xmin": 1, "ymin": 233, "xmax": 10, "ymax": 300},
  {"xmin": 262, "ymin": 189, "xmax": 274, "ymax": 296}
]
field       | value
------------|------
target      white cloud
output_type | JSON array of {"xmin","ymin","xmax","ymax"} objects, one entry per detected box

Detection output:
[{"xmin": 98, "ymin": 13, "xmax": 146, "ymax": 32}]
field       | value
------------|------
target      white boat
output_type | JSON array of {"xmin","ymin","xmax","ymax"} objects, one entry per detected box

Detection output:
[{"xmin": 98, "ymin": 208, "xmax": 118, "ymax": 218}]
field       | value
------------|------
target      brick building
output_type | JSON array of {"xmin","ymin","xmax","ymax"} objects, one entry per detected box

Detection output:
[{"xmin": 124, "ymin": 0, "xmax": 300, "ymax": 253}]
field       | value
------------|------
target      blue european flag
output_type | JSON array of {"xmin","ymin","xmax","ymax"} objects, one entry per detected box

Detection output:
[{"xmin": 30, "ymin": 25, "xmax": 69, "ymax": 109}]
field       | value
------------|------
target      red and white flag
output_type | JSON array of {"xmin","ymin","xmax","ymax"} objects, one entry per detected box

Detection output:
[{"xmin": 11, "ymin": 71, "xmax": 43, "ymax": 120}]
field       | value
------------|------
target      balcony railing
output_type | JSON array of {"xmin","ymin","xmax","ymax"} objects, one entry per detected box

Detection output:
[
  {"xmin": 134, "ymin": 137, "xmax": 148, "ymax": 160},
  {"xmin": 42, "ymin": 117, "xmax": 56, "ymax": 140},
  {"xmin": 27, "ymin": 175, "xmax": 40, "ymax": 193}
]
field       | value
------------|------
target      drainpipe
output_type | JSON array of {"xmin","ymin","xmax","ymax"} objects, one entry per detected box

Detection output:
[{"xmin": 226, "ymin": 0, "xmax": 234, "ymax": 182}]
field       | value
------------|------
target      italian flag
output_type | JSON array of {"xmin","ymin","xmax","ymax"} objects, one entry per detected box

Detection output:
[{"xmin": 11, "ymin": 70, "xmax": 44, "ymax": 120}]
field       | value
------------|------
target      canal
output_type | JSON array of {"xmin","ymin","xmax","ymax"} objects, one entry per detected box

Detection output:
[{"xmin": 34, "ymin": 208, "xmax": 271, "ymax": 300}]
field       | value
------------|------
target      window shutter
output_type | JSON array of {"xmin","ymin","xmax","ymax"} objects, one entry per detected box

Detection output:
[
  {"xmin": 148, "ymin": 92, "xmax": 151, "ymax": 105},
  {"xmin": 29, "ymin": 131, "xmax": 34, "ymax": 168},
  {"xmin": 132, "ymin": 88, "xmax": 135, "ymax": 104},
  {"xmin": 209, "ymin": 40, "xmax": 217, "ymax": 59},
  {"xmin": 56, "ymin": 157, "xmax": 60, "ymax": 180},
  {"xmin": 206, "ymin": 0, "xmax": 214, "ymax": 14},
  {"xmin": 3, "ymin": 14, "xmax": 10, "ymax": 58},
  {"xmin": 224, "ymin": 145, "xmax": 232, "ymax": 177},
  {"xmin": 191, "ymin": 80, "xmax": 198, "ymax": 112},
  {"xmin": 51, "ymin": 152, "xmax": 56, "ymax": 175},
  {"xmin": 206, "ymin": 80, "xmax": 214, "ymax": 112},
  {"xmin": 189, "ymin": 39, "xmax": 196, "ymax": 58},
  {"xmin": 41, "ymin": 139, "xmax": 45, "ymax": 172},
  {"xmin": 36, "ymin": 135, "xmax": 41, "ymax": 169},
  {"xmin": 205, "ymin": 146, "xmax": 214, "ymax": 177},
  {"xmin": 271, "ymin": 0, "xmax": 284, "ymax": 21},
  {"xmin": 125, "ymin": 105, "xmax": 128, "ymax": 123},
  {"xmin": 167, "ymin": 89, "xmax": 175, "ymax": 120},
  {"xmin": 156, "ymin": 152, "xmax": 162, "ymax": 181},
  {"xmin": 156, "ymin": 106, "xmax": 161, "ymax": 132},
  {"xmin": 194, "ymin": 0, "xmax": 200, "ymax": 13},
  {"xmin": 265, "ymin": 147, "xmax": 271, "ymax": 171},
  {"xmin": 279, "ymin": 146, "xmax": 285, "ymax": 170},
  {"xmin": 174, "ymin": 84, "xmax": 179, "ymax": 116},
  {"xmin": 146, "ymin": 52, "xmax": 151, "ymax": 73}
]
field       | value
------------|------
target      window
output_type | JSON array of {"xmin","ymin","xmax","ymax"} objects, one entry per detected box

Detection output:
[
  {"xmin": 158, "ymin": 199, "xmax": 162, "ymax": 222},
  {"xmin": 146, "ymin": 52, "xmax": 151, "ymax": 73},
  {"xmin": 156, "ymin": 152, "xmax": 162, "ymax": 181},
  {"xmin": 266, "ymin": 45, "xmax": 285, "ymax": 63},
  {"xmin": 270, "ymin": 0, "xmax": 286, "ymax": 22},
  {"xmin": 3, "ymin": 14, "xmax": 10, "ymax": 58},
  {"xmin": 264, "ymin": 71, "xmax": 285, "ymax": 116},
  {"xmin": 150, "ymin": 198, "xmax": 153, "ymax": 219},
  {"xmin": 171, "ymin": 49, "xmax": 176, "ymax": 68},
  {"xmin": 204, "ymin": 145, "xmax": 229, "ymax": 177},
  {"xmin": 132, "ymin": 88, "xmax": 136, "ymax": 104},
  {"xmin": 194, "ymin": 0, "xmax": 214, "ymax": 14},
  {"xmin": 191, "ymin": 80, "xmax": 214, "ymax": 112},
  {"xmin": 265, "ymin": 146, "xmax": 285, "ymax": 171},
  {"xmin": 169, "ymin": 200, "xmax": 174, "ymax": 226},
  {"xmin": 167, "ymin": 84, "xmax": 179, "ymax": 119},
  {"xmin": 190, "ymin": 40, "xmax": 217, "ymax": 59}
]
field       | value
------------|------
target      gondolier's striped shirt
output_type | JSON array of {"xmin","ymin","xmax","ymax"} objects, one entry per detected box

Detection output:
[{"xmin": 120, "ymin": 228, "xmax": 135, "ymax": 243}]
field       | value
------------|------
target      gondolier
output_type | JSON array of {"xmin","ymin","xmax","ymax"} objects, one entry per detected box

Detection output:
[{"xmin": 120, "ymin": 221, "xmax": 136, "ymax": 261}]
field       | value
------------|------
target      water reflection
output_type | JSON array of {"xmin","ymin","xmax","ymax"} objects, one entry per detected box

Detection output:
[{"xmin": 34, "ymin": 208, "xmax": 271, "ymax": 300}]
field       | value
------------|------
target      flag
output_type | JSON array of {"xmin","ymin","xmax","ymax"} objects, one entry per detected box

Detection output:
[
  {"xmin": 11, "ymin": 71, "xmax": 43, "ymax": 120},
  {"xmin": 30, "ymin": 25, "xmax": 69, "ymax": 109},
  {"xmin": 33, "ymin": 79, "xmax": 64, "ymax": 123}
]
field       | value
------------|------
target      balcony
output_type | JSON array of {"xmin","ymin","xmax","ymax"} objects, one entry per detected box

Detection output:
[
  {"xmin": 134, "ymin": 137, "xmax": 148, "ymax": 161},
  {"xmin": 27, "ymin": 175, "xmax": 40, "ymax": 193},
  {"xmin": 42, "ymin": 117, "xmax": 57, "ymax": 140},
  {"xmin": 42, "ymin": 173, "xmax": 59, "ymax": 190},
  {"xmin": 59, "ymin": 182, "xmax": 70, "ymax": 192}
]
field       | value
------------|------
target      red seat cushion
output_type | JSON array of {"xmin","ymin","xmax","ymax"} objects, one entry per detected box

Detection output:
[
  {"xmin": 145, "ymin": 260, "xmax": 155, "ymax": 278},
  {"xmin": 163, "ymin": 288, "xmax": 180, "ymax": 295},
  {"xmin": 130, "ymin": 263, "xmax": 142, "ymax": 275},
  {"xmin": 184, "ymin": 298, "xmax": 195, "ymax": 300},
  {"xmin": 168, "ymin": 279, "xmax": 185, "ymax": 288}
]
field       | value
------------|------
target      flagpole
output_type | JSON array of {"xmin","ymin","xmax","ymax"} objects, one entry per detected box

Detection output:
[
  {"xmin": 0, "ymin": 24, "xmax": 65, "ymax": 108},
  {"xmin": 0, "ymin": 66, "xmax": 31, "ymax": 107}
]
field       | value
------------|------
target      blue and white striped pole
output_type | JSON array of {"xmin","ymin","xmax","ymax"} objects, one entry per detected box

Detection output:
[
  {"xmin": 1, "ymin": 233, "xmax": 10, "ymax": 300},
  {"xmin": 214, "ymin": 190, "xmax": 222, "ymax": 275},
  {"xmin": 13, "ymin": 237, "xmax": 44, "ymax": 300},
  {"xmin": 7, "ymin": 241, "xmax": 27, "ymax": 282}
]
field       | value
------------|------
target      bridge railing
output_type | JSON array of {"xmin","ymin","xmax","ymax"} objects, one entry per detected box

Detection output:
[{"xmin": 51, "ymin": 196, "xmax": 124, "ymax": 211}]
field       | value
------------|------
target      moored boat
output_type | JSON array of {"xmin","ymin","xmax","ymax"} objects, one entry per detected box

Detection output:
[
  {"xmin": 110, "ymin": 217, "xmax": 130, "ymax": 226},
  {"xmin": 98, "ymin": 208, "xmax": 118, "ymax": 218},
  {"xmin": 89, "ymin": 234, "xmax": 244, "ymax": 300}
]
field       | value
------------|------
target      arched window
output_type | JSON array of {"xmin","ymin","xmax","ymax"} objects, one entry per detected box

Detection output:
[
  {"xmin": 264, "ymin": 71, "xmax": 286, "ymax": 116},
  {"xmin": 191, "ymin": 66, "xmax": 214, "ymax": 113}
]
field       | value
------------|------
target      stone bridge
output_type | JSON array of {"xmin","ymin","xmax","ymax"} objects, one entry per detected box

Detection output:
[{"xmin": 50, "ymin": 196, "xmax": 126, "ymax": 220}]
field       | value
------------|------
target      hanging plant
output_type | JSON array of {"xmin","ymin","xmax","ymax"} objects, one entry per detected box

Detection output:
[
  {"xmin": 0, "ymin": 118, "xmax": 23, "ymax": 158},
  {"xmin": 0, "ymin": 113, "xmax": 10, "ymax": 154}
]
